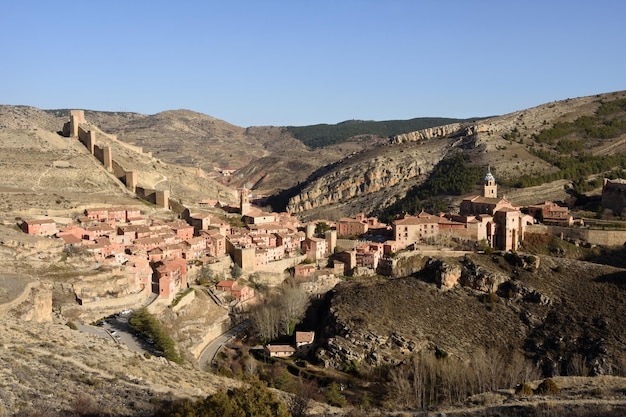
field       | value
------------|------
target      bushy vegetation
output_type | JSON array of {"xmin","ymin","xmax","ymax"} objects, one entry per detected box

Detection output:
[
  {"xmin": 508, "ymin": 152, "xmax": 626, "ymax": 189},
  {"xmin": 506, "ymin": 97, "xmax": 626, "ymax": 192},
  {"xmin": 153, "ymin": 377, "xmax": 290, "ymax": 417},
  {"xmin": 535, "ymin": 377, "xmax": 560, "ymax": 395},
  {"xmin": 377, "ymin": 154, "xmax": 485, "ymax": 223},
  {"xmin": 129, "ymin": 308, "xmax": 182, "ymax": 364},
  {"xmin": 286, "ymin": 117, "xmax": 473, "ymax": 148}
]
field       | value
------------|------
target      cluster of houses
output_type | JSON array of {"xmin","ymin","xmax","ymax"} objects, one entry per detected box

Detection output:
[
  {"xmin": 21, "ymin": 206, "xmax": 228, "ymax": 301},
  {"xmin": 264, "ymin": 331, "xmax": 315, "ymax": 358},
  {"xmin": 19, "ymin": 167, "xmax": 585, "ymax": 305}
]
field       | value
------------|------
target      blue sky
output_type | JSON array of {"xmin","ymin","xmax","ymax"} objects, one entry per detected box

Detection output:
[{"xmin": 1, "ymin": 1, "xmax": 625, "ymax": 126}]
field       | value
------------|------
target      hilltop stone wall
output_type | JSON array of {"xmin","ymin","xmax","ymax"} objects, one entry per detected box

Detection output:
[
  {"xmin": 527, "ymin": 224, "xmax": 626, "ymax": 246},
  {"xmin": 67, "ymin": 110, "xmax": 172, "ymax": 209},
  {"xmin": 93, "ymin": 145, "xmax": 112, "ymax": 171}
]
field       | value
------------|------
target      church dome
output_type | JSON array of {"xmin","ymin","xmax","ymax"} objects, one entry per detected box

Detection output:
[{"xmin": 484, "ymin": 167, "xmax": 495, "ymax": 182}]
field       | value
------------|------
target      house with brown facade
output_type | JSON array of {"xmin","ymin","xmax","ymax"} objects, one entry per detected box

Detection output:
[
  {"xmin": 528, "ymin": 201, "xmax": 573, "ymax": 226},
  {"xmin": 301, "ymin": 237, "xmax": 327, "ymax": 261},
  {"xmin": 215, "ymin": 280, "xmax": 254, "ymax": 301}
]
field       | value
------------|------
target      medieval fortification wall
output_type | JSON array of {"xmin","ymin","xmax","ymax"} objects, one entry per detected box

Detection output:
[{"xmin": 66, "ymin": 110, "xmax": 169, "ymax": 209}]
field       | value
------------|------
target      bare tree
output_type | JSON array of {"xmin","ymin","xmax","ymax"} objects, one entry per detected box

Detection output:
[{"xmin": 279, "ymin": 286, "xmax": 310, "ymax": 335}]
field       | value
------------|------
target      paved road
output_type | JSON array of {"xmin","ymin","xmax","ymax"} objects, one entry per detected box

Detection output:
[
  {"xmin": 77, "ymin": 313, "xmax": 148, "ymax": 354},
  {"xmin": 198, "ymin": 320, "xmax": 251, "ymax": 370}
]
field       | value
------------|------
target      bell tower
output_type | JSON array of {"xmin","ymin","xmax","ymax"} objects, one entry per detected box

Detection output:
[
  {"xmin": 239, "ymin": 186, "xmax": 251, "ymax": 215},
  {"xmin": 483, "ymin": 166, "xmax": 497, "ymax": 198}
]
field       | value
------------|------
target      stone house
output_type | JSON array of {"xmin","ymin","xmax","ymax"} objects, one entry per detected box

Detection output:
[
  {"xmin": 528, "ymin": 201, "xmax": 573, "ymax": 226},
  {"xmin": 302, "ymin": 237, "xmax": 327, "ymax": 261},
  {"xmin": 21, "ymin": 219, "xmax": 58, "ymax": 236},
  {"xmin": 265, "ymin": 345, "xmax": 296, "ymax": 358},
  {"xmin": 155, "ymin": 258, "xmax": 188, "ymax": 299},
  {"xmin": 393, "ymin": 212, "xmax": 439, "ymax": 249},
  {"xmin": 294, "ymin": 264, "xmax": 316, "ymax": 278},
  {"xmin": 295, "ymin": 331, "xmax": 315, "ymax": 355},
  {"xmin": 215, "ymin": 280, "xmax": 254, "ymax": 301}
]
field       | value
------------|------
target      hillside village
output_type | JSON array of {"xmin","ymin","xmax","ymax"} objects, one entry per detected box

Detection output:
[
  {"xmin": 16, "ymin": 111, "xmax": 626, "ymax": 317},
  {"xmin": 2, "ymin": 101, "xmax": 626, "ymax": 416}
]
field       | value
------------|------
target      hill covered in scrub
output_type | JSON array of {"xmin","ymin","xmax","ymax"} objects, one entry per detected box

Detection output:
[
  {"xmin": 278, "ymin": 91, "xmax": 626, "ymax": 220},
  {"xmin": 311, "ymin": 244, "xmax": 626, "ymax": 411},
  {"xmin": 284, "ymin": 116, "xmax": 475, "ymax": 148}
]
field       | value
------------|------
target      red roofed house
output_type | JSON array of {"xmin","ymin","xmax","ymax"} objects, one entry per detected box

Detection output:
[
  {"xmin": 295, "ymin": 331, "xmax": 315, "ymax": 355},
  {"xmin": 215, "ymin": 280, "xmax": 254, "ymax": 301},
  {"xmin": 393, "ymin": 212, "xmax": 439, "ymax": 249},
  {"xmin": 265, "ymin": 344, "xmax": 296, "ymax": 358}
]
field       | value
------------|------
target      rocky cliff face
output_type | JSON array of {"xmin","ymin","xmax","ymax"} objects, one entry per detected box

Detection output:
[
  {"xmin": 286, "ymin": 136, "xmax": 458, "ymax": 217},
  {"xmin": 315, "ymin": 252, "xmax": 623, "ymax": 376}
]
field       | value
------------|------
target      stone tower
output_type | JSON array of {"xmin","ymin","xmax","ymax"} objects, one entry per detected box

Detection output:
[
  {"xmin": 483, "ymin": 166, "xmax": 497, "ymax": 198},
  {"xmin": 239, "ymin": 187, "xmax": 251, "ymax": 215}
]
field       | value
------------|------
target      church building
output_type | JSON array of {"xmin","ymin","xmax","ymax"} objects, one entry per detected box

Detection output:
[{"xmin": 457, "ymin": 167, "xmax": 533, "ymax": 251}]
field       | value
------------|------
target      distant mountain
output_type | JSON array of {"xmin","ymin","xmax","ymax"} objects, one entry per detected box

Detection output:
[
  {"xmin": 285, "ymin": 117, "xmax": 480, "ymax": 148},
  {"xmin": 41, "ymin": 110, "xmax": 480, "ymax": 196}
]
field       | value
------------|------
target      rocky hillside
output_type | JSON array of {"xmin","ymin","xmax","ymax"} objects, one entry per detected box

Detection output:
[
  {"xmin": 0, "ymin": 106, "xmax": 239, "ymax": 217},
  {"xmin": 316, "ymin": 250, "xmax": 626, "ymax": 378},
  {"xmin": 67, "ymin": 110, "xmax": 346, "ymax": 195},
  {"xmin": 282, "ymin": 90, "xmax": 626, "ymax": 219},
  {"xmin": 0, "ymin": 303, "xmax": 238, "ymax": 416}
]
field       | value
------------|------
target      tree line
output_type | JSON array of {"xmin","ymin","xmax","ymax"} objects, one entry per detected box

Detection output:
[
  {"xmin": 286, "ymin": 117, "xmax": 473, "ymax": 148},
  {"xmin": 376, "ymin": 154, "xmax": 486, "ymax": 224}
]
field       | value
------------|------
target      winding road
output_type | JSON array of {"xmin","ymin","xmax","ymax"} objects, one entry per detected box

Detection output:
[{"xmin": 197, "ymin": 320, "xmax": 251, "ymax": 370}]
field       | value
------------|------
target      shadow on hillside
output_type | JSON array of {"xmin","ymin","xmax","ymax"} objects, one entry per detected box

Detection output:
[
  {"xmin": 585, "ymin": 246, "xmax": 626, "ymax": 268},
  {"xmin": 594, "ymin": 271, "xmax": 626, "ymax": 289}
]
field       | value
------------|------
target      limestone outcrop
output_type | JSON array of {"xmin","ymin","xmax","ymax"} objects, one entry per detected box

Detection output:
[
  {"xmin": 286, "ymin": 136, "xmax": 455, "ymax": 216},
  {"xmin": 389, "ymin": 123, "xmax": 493, "ymax": 144}
]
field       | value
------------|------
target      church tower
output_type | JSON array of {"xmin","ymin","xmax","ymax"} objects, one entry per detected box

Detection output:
[
  {"xmin": 483, "ymin": 166, "xmax": 497, "ymax": 198},
  {"xmin": 239, "ymin": 186, "xmax": 251, "ymax": 215}
]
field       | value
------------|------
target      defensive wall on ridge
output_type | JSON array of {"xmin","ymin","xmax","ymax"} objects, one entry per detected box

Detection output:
[
  {"xmin": 526, "ymin": 224, "xmax": 626, "ymax": 246},
  {"xmin": 65, "ymin": 110, "xmax": 169, "ymax": 210}
]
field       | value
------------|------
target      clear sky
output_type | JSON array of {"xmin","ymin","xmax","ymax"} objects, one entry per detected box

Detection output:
[{"xmin": 2, "ymin": 1, "xmax": 625, "ymax": 127}]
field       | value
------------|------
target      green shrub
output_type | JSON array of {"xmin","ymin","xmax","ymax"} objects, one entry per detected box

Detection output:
[
  {"xmin": 129, "ymin": 308, "xmax": 182, "ymax": 364},
  {"xmin": 153, "ymin": 377, "xmax": 289, "ymax": 417},
  {"xmin": 326, "ymin": 381, "xmax": 346, "ymax": 408},
  {"xmin": 65, "ymin": 321, "xmax": 77, "ymax": 330}
]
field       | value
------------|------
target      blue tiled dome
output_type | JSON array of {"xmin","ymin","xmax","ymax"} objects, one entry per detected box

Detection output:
[{"xmin": 484, "ymin": 167, "xmax": 495, "ymax": 182}]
